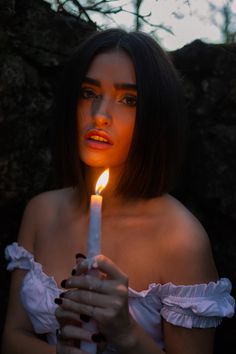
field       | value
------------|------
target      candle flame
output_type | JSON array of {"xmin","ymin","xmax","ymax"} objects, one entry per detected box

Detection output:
[{"xmin": 95, "ymin": 169, "xmax": 109, "ymax": 195}]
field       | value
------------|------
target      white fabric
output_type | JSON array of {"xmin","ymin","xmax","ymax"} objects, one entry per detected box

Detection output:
[{"xmin": 5, "ymin": 242, "xmax": 235, "ymax": 349}]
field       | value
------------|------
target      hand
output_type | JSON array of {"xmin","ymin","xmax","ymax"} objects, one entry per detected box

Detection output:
[
  {"xmin": 55, "ymin": 326, "xmax": 93, "ymax": 354},
  {"xmin": 55, "ymin": 254, "xmax": 95, "ymax": 353},
  {"xmin": 55, "ymin": 255, "xmax": 134, "ymax": 348}
]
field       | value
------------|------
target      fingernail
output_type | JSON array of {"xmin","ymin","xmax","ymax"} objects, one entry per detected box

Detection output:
[
  {"xmin": 91, "ymin": 333, "xmax": 106, "ymax": 343},
  {"xmin": 59, "ymin": 292, "xmax": 65, "ymax": 298},
  {"xmin": 56, "ymin": 328, "xmax": 63, "ymax": 339},
  {"xmin": 91, "ymin": 333, "xmax": 103, "ymax": 343},
  {"xmin": 100, "ymin": 333, "xmax": 106, "ymax": 341},
  {"xmin": 61, "ymin": 279, "xmax": 67, "ymax": 288},
  {"xmin": 71, "ymin": 269, "xmax": 76, "ymax": 276},
  {"xmin": 80, "ymin": 314, "xmax": 91, "ymax": 323},
  {"xmin": 54, "ymin": 298, "xmax": 63, "ymax": 305},
  {"xmin": 75, "ymin": 253, "xmax": 86, "ymax": 259}
]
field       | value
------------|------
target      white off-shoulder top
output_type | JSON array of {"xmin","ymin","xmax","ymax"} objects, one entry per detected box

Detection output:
[{"xmin": 5, "ymin": 242, "xmax": 235, "ymax": 350}]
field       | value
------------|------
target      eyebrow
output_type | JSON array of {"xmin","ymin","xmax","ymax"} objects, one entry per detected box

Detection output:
[{"xmin": 83, "ymin": 77, "xmax": 137, "ymax": 91}]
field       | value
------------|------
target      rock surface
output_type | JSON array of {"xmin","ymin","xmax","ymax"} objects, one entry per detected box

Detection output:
[{"xmin": 0, "ymin": 0, "xmax": 235, "ymax": 351}]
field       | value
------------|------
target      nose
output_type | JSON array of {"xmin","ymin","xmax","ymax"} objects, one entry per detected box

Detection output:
[{"xmin": 92, "ymin": 95, "xmax": 112, "ymax": 127}]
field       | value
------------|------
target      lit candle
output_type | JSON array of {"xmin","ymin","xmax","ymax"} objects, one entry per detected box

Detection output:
[
  {"xmin": 87, "ymin": 168, "xmax": 109, "ymax": 257},
  {"xmin": 80, "ymin": 169, "xmax": 109, "ymax": 353}
]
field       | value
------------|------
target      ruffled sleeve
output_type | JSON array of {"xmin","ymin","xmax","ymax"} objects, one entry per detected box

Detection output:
[
  {"xmin": 5, "ymin": 242, "xmax": 34, "ymax": 271},
  {"xmin": 157, "ymin": 278, "xmax": 235, "ymax": 328}
]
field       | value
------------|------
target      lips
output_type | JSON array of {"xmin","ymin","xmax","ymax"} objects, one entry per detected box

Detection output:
[{"xmin": 84, "ymin": 129, "xmax": 113, "ymax": 149}]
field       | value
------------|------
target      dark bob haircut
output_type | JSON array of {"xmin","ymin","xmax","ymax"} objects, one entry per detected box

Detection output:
[{"xmin": 53, "ymin": 28, "xmax": 187, "ymax": 201}]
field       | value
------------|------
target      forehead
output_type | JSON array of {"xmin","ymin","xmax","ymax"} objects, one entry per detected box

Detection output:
[{"xmin": 86, "ymin": 49, "xmax": 136, "ymax": 84}]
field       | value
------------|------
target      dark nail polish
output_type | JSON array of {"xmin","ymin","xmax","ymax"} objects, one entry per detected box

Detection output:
[
  {"xmin": 56, "ymin": 328, "xmax": 63, "ymax": 340},
  {"xmin": 61, "ymin": 279, "xmax": 67, "ymax": 288},
  {"xmin": 71, "ymin": 269, "xmax": 76, "ymax": 276},
  {"xmin": 91, "ymin": 332, "xmax": 106, "ymax": 343},
  {"xmin": 99, "ymin": 333, "xmax": 106, "ymax": 341},
  {"xmin": 80, "ymin": 314, "xmax": 91, "ymax": 323},
  {"xmin": 54, "ymin": 298, "xmax": 63, "ymax": 305},
  {"xmin": 59, "ymin": 292, "xmax": 65, "ymax": 298},
  {"xmin": 75, "ymin": 253, "xmax": 86, "ymax": 259},
  {"xmin": 91, "ymin": 333, "xmax": 103, "ymax": 343}
]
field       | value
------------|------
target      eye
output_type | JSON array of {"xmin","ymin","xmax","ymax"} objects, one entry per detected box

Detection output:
[
  {"xmin": 120, "ymin": 95, "xmax": 137, "ymax": 107},
  {"xmin": 80, "ymin": 88, "xmax": 97, "ymax": 99}
]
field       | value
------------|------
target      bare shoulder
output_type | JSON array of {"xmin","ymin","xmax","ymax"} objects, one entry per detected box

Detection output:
[
  {"xmin": 26, "ymin": 187, "xmax": 72, "ymax": 208},
  {"xmin": 152, "ymin": 194, "xmax": 219, "ymax": 285},
  {"xmin": 156, "ymin": 194, "xmax": 210, "ymax": 245},
  {"xmin": 21, "ymin": 188, "xmax": 67, "ymax": 227},
  {"xmin": 17, "ymin": 188, "xmax": 73, "ymax": 251}
]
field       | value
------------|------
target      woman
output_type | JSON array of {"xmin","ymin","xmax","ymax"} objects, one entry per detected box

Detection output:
[{"xmin": 2, "ymin": 29, "xmax": 235, "ymax": 354}]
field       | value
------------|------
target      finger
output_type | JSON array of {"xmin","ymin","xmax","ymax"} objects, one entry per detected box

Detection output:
[
  {"xmin": 63, "ymin": 287, "xmax": 128, "ymax": 309},
  {"xmin": 57, "ymin": 295, "xmax": 128, "ymax": 324},
  {"xmin": 60, "ymin": 324, "xmax": 93, "ymax": 342},
  {"xmin": 56, "ymin": 297, "xmax": 101, "ymax": 318},
  {"xmin": 77, "ymin": 255, "xmax": 128, "ymax": 283},
  {"xmin": 59, "ymin": 291, "xmax": 106, "ymax": 309},
  {"xmin": 56, "ymin": 301, "xmax": 113, "ymax": 324},
  {"xmin": 56, "ymin": 340, "xmax": 82, "ymax": 354},
  {"xmin": 62, "ymin": 275, "xmax": 109, "ymax": 294},
  {"xmin": 61, "ymin": 276, "xmax": 127, "ymax": 297},
  {"xmin": 55, "ymin": 306, "xmax": 82, "ymax": 325},
  {"xmin": 71, "ymin": 253, "xmax": 87, "ymax": 276}
]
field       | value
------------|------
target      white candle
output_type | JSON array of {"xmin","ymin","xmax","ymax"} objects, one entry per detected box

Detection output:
[
  {"xmin": 87, "ymin": 194, "xmax": 102, "ymax": 258},
  {"xmin": 80, "ymin": 169, "xmax": 109, "ymax": 353},
  {"xmin": 87, "ymin": 168, "xmax": 109, "ymax": 257}
]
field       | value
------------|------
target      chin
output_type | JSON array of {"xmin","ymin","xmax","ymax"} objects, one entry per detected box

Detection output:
[
  {"xmin": 81, "ymin": 158, "xmax": 108, "ymax": 168},
  {"xmin": 80, "ymin": 152, "xmax": 126, "ymax": 170}
]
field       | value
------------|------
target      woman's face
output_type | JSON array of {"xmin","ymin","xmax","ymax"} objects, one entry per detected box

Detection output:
[{"xmin": 77, "ymin": 49, "xmax": 137, "ymax": 170}]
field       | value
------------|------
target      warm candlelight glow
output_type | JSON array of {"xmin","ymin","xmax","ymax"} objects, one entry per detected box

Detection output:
[{"xmin": 95, "ymin": 169, "xmax": 109, "ymax": 195}]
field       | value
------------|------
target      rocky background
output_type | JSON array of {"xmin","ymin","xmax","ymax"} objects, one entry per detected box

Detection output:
[{"xmin": 0, "ymin": 0, "xmax": 235, "ymax": 352}]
